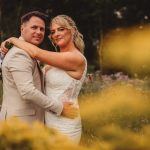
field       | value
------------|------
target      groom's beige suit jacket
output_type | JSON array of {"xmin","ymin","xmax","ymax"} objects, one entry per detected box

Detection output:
[{"xmin": 0, "ymin": 46, "xmax": 63, "ymax": 123}]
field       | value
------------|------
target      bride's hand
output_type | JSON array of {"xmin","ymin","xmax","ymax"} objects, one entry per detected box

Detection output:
[
  {"xmin": 0, "ymin": 39, "xmax": 12, "ymax": 54},
  {"xmin": 61, "ymin": 101, "xmax": 79, "ymax": 119}
]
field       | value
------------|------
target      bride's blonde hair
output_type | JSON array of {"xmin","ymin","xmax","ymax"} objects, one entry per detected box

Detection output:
[{"xmin": 49, "ymin": 15, "xmax": 85, "ymax": 53}]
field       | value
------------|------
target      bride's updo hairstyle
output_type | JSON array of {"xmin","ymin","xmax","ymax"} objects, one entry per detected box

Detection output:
[{"xmin": 50, "ymin": 15, "xmax": 85, "ymax": 53}]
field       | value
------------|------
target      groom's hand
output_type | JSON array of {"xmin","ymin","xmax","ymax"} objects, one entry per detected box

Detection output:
[{"xmin": 61, "ymin": 101, "xmax": 79, "ymax": 119}]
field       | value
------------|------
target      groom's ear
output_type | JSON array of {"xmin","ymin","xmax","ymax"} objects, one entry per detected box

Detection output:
[
  {"xmin": 20, "ymin": 25, "xmax": 23, "ymax": 32},
  {"xmin": 20, "ymin": 24, "xmax": 26, "ymax": 33}
]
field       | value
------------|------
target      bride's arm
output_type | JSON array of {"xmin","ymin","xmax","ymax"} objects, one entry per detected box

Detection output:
[
  {"xmin": 9, "ymin": 37, "xmax": 39, "ymax": 58},
  {"xmin": 8, "ymin": 37, "xmax": 84, "ymax": 71}
]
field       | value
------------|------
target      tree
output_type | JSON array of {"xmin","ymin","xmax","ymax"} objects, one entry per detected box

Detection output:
[{"xmin": 2, "ymin": 0, "xmax": 150, "ymax": 71}]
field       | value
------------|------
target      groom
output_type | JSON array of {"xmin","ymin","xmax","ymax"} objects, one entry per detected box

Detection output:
[{"xmin": 0, "ymin": 11, "xmax": 75, "ymax": 123}]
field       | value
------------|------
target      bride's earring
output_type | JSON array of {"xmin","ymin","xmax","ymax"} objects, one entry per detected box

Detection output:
[
  {"xmin": 52, "ymin": 42, "xmax": 58, "ymax": 52},
  {"xmin": 49, "ymin": 36, "xmax": 58, "ymax": 52}
]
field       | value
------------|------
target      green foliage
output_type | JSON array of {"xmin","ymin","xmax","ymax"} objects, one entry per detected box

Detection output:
[{"xmin": 2, "ymin": 0, "xmax": 150, "ymax": 66}]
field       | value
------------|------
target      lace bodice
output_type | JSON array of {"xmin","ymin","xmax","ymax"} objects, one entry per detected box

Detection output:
[{"xmin": 45, "ymin": 59, "xmax": 87, "ymax": 105}]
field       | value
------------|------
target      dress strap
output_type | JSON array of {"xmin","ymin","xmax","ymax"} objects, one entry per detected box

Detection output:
[{"xmin": 80, "ymin": 55, "xmax": 87, "ymax": 82}]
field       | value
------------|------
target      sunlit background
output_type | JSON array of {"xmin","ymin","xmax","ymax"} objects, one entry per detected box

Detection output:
[{"xmin": 101, "ymin": 25, "xmax": 150, "ymax": 78}]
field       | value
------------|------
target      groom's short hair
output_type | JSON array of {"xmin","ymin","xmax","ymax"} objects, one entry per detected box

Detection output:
[{"xmin": 21, "ymin": 11, "xmax": 48, "ymax": 25}]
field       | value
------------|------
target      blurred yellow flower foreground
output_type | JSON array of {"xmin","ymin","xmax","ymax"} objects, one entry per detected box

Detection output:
[{"xmin": 0, "ymin": 118, "xmax": 88, "ymax": 150}]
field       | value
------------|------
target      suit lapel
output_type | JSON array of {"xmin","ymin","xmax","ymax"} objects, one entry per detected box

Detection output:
[{"xmin": 36, "ymin": 60, "xmax": 45, "ymax": 93}]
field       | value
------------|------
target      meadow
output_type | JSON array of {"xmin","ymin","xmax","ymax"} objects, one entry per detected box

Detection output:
[
  {"xmin": 1, "ymin": 25, "xmax": 150, "ymax": 149},
  {"xmin": 80, "ymin": 73, "xmax": 150, "ymax": 149}
]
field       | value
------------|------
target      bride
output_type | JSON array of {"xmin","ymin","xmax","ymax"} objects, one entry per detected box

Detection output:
[{"xmin": 1, "ymin": 15, "xmax": 87, "ymax": 144}]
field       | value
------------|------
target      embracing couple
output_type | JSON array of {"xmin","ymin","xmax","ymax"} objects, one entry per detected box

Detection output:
[{"xmin": 0, "ymin": 11, "xmax": 87, "ymax": 144}]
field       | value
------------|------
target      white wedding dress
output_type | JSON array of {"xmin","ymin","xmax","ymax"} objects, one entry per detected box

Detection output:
[{"xmin": 45, "ymin": 58, "xmax": 87, "ymax": 144}]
